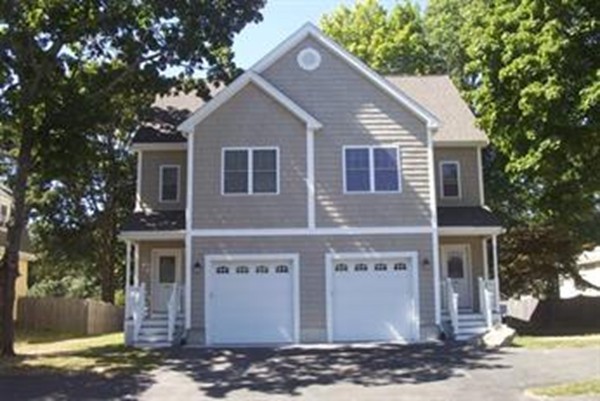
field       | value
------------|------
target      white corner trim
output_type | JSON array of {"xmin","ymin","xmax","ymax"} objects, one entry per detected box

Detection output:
[
  {"xmin": 185, "ymin": 133, "xmax": 194, "ymax": 329},
  {"xmin": 250, "ymin": 22, "xmax": 439, "ymax": 129},
  {"xmin": 438, "ymin": 226, "xmax": 505, "ymax": 236},
  {"xmin": 204, "ymin": 253, "xmax": 301, "ymax": 345},
  {"xmin": 439, "ymin": 160, "xmax": 462, "ymax": 200},
  {"xmin": 190, "ymin": 226, "xmax": 432, "ymax": 237},
  {"xmin": 159, "ymin": 165, "xmax": 181, "ymax": 203},
  {"xmin": 178, "ymin": 71, "xmax": 322, "ymax": 134},
  {"xmin": 324, "ymin": 251, "xmax": 420, "ymax": 342},
  {"xmin": 131, "ymin": 143, "xmax": 187, "ymax": 152},
  {"xmin": 306, "ymin": 128, "xmax": 316, "ymax": 229},
  {"xmin": 426, "ymin": 127, "xmax": 441, "ymax": 327},
  {"xmin": 477, "ymin": 147, "xmax": 485, "ymax": 206}
]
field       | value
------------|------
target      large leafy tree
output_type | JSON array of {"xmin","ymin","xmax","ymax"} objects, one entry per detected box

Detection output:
[
  {"xmin": 0, "ymin": 0, "xmax": 265, "ymax": 357},
  {"xmin": 462, "ymin": 0, "xmax": 600, "ymax": 297},
  {"xmin": 321, "ymin": 0, "xmax": 442, "ymax": 74}
]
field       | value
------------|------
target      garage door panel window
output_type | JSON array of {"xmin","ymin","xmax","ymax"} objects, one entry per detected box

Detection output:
[
  {"xmin": 223, "ymin": 148, "xmax": 278, "ymax": 195},
  {"xmin": 216, "ymin": 266, "xmax": 229, "ymax": 274},
  {"xmin": 275, "ymin": 265, "xmax": 289, "ymax": 273},
  {"xmin": 344, "ymin": 146, "xmax": 402, "ymax": 193},
  {"xmin": 235, "ymin": 265, "xmax": 249, "ymax": 274},
  {"xmin": 354, "ymin": 263, "xmax": 368, "ymax": 271},
  {"xmin": 256, "ymin": 265, "xmax": 269, "ymax": 274}
]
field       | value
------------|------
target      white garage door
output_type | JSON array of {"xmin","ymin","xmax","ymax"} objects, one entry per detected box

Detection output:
[
  {"xmin": 206, "ymin": 255, "xmax": 298, "ymax": 345},
  {"xmin": 329, "ymin": 253, "xmax": 418, "ymax": 342}
]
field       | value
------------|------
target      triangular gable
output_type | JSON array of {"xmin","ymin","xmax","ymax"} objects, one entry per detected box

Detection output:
[
  {"xmin": 251, "ymin": 23, "xmax": 440, "ymax": 129},
  {"xmin": 178, "ymin": 71, "xmax": 322, "ymax": 134}
]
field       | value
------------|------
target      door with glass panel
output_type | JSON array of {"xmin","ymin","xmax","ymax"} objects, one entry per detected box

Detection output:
[
  {"xmin": 151, "ymin": 250, "xmax": 182, "ymax": 313},
  {"xmin": 442, "ymin": 245, "xmax": 472, "ymax": 310}
]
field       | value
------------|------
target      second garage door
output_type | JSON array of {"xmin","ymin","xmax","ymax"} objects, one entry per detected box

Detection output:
[
  {"xmin": 206, "ymin": 255, "xmax": 298, "ymax": 345},
  {"xmin": 328, "ymin": 253, "xmax": 418, "ymax": 342}
]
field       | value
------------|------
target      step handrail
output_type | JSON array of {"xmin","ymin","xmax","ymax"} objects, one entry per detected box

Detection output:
[
  {"xmin": 478, "ymin": 277, "xmax": 493, "ymax": 328},
  {"xmin": 446, "ymin": 278, "xmax": 459, "ymax": 337},
  {"xmin": 167, "ymin": 283, "xmax": 181, "ymax": 343},
  {"xmin": 131, "ymin": 283, "xmax": 146, "ymax": 343}
]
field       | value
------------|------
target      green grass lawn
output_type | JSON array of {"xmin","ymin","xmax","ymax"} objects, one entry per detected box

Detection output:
[
  {"xmin": 512, "ymin": 334, "xmax": 600, "ymax": 349},
  {"xmin": 0, "ymin": 329, "xmax": 163, "ymax": 376},
  {"xmin": 530, "ymin": 377, "xmax": 600, "ymax": 397}
]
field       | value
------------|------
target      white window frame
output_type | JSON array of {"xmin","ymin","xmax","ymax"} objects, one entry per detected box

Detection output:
[
  {"xmin": 221, "ymin": 147, "xmax": 280, "ymax": 196},
  {"xmin": 439, "ymin": 160, "xmax": 461, "ymax": 199},
  {"xmin": 159, "ymin": 165, "xmax": 181, "ymax": 203},
  {"xmin": 342, "ymin": 145, "xmax": 402, "ymax": 194}
]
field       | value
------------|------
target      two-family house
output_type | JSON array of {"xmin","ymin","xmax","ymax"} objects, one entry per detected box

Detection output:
[{"xmin": 121, "ymin": 23, "xmax": 503, "ymax": 347}]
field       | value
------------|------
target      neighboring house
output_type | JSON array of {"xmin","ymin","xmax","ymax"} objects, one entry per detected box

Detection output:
[
  {"xmin": 560, "ymin": 246, "xmax": 600, "ymax": 298},
  {"xmin": 121, "ymin": 23, "xmax": 504, "ymax": 347},
  {"xmin": 0, "ymin": 185, "xmax": 34, "ymax": 319}
]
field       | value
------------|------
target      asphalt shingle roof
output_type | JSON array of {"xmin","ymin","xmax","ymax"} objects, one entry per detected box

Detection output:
[
  {"xmin": 121, "ymin": 210, "xmax": 185, "ymax": 232},
  {"xmin": 437, "ymin": 207, "xmax": 501, "ymax": 227}
]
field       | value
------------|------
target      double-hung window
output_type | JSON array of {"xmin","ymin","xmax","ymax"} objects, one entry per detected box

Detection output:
[
  {"xmin": 344, "ymin": 146, "xmax": 401, "ymax": 193},
  {"xmin": 222, "ymin": 148, "xmax": 278, "ymax": 195},
  {"xmin": 440, "ymin": 161, "xmax": 461, "ymax": 198},
  {"xmin": 159, "ymin": 165, "xmax": 180, "ymax": 202}
]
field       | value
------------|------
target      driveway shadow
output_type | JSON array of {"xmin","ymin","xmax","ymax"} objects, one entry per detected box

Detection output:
[{"xmin": 164, "ymin": 342, "xmax": 510, "ymax": 398}]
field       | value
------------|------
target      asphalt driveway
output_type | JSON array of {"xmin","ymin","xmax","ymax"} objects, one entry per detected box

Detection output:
[{"xmin": 2, "ymin": 342, "xmax": 599, "ymax": 400}]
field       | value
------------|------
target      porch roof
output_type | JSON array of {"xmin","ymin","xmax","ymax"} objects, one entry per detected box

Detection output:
[
  {"xmin": 437, "ymin": 206, "xmax": 502, "ymax": 227},
  {"xmin": 122, "ymin": 210, "xmax": 185, "ymax": 232}
]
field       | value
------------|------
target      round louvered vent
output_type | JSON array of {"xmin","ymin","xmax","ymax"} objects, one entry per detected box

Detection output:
[{"xmin": 297, "ymin": 47, "xmax": 321, "ymax": 71}]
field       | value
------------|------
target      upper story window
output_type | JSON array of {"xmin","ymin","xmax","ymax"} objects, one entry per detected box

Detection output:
[
  {"xmin": 344, "ymin": 146, "xmax": 401, "ymax": 193},
  {"xmin": 440, "ymin": 161, "xmax": 461, "ymax": 198},
  {"xmin": 159, "ymin": 165, "xmax": 180, "ymax": 202},
  {"xmin": 222, "ymin": 147, "xmax": 279, "ymax": 195}
]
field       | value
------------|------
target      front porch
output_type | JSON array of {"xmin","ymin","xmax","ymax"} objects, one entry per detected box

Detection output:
[
  {"xmin": 439, "ymin": 234, "xmax": 502, "ymax": 340},
  {"xmin": 123, "ymin": 239, "xmax": 186, "ymax": 347}
]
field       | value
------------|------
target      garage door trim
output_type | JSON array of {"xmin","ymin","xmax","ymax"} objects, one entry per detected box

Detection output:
[
  {"xmin": 204, "ymin": 253, "xmax": 300, "ymax": 345},
  {"xmin": 325, "ymin": 251, "xmax": 420, "ymax": 343}
]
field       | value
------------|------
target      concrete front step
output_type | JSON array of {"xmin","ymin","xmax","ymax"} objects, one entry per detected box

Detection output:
[{"xmin": 458, "ymin": 320, "xmax": 487, "ymax": 329}]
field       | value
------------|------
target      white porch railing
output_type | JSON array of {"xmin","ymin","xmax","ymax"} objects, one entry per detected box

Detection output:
[
  {"xmin": 478, "ymin": 277, "xmax": 493, "ymax": 329},
  {"xmin": 446, "ymin": 278, "xmax": 459, "ymax": 335},
  {"xmin": 167, "ymin": 284, "xmax": 181, "ymax": 343},
  {"xmin": 130, "ymin": 283, "xmax": 146, "ymax": 343}
]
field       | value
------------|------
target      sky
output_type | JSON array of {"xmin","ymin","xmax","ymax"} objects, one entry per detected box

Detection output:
[{"xmin": 232, "ymin": 0, "xmax": 427, "ymax": 69}]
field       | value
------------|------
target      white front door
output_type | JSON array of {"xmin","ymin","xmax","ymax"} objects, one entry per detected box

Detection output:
[
  {"xmin": 442, "ymin": 245, "xmax": 472, "ymax": 310},
  {"xmin": 328, "ymin": 254, "xmax": 418, "ymax": 343},
  {"xmin": 206, "ymin": 255, "xmax": 298, "ymax": 345},
  {"xmin": 152, "ymin": 250, "xmax": 182, "ymax": 313}
]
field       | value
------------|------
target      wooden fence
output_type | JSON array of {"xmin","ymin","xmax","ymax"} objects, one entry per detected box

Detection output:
[
  {"xmin": 505, "ymin": 295, "xmax": 600, "ymax": 335},
  {"xmin": 17, "ymin": 297, "xmax": 124, "ymax": 335}
]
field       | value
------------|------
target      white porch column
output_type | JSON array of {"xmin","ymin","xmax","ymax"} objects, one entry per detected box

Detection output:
[
  {"xmin": 125, "ymin": 241, "xmax": 132, "ymax": 319},
  {"xmin": 134, "ymin": 242, "xmax": 140, "ymax": 287},
  {"xmin": 482, "ymin": 238, "xmax": 489, "ymax": 282},
  {"xmin": 492, "ymin": 234, "xmax": 501, "ymax": 311}
]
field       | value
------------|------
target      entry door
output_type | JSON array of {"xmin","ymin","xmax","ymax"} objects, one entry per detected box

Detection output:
[
  {"xmin": 152, "ymin": 250, "xmax": 182, "ymax": 313},
  {"xmin": 442, "ymin": 245, "xmax": 472, "ymax": 310}
]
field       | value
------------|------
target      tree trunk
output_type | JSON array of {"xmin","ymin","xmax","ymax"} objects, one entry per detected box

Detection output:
[{"xmin": 1, "ymin": 130, "xmax": 34, "ymax": 357}]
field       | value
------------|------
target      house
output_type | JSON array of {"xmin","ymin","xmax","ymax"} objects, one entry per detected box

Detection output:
[
  {"xmin": 560, "ymin": 246, "xmax": 600, "ymax": 298},
  {"xmin": 0, "ymin": 184, "xmax": 34, "ymax": 319},
  {"xmin": 120, "ymin": 23, "xmax": 504, "ymax": 347}
]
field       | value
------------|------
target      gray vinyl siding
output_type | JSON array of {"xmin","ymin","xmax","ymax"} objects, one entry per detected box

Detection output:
[
  {"xmin": 435, "ymin": 147, "xmax": 482, "ymax": 206},
  {"xmin": 139, "ymin": 151, "xmax": 187, "ymax": 211},
  {"xmin": 263, "ymin": 37, "xmax": 431, "ymax": 227},
  {"xmin": 440, "ymin": 236, "xmax": 485, "ymax": 311},
  {"xmin": 192, "ymin": 83, "xmax": 308, "ymax": 229},
  {"xmin": 137, "ymin": 241, "xmax": 185, "ymax": 310},
  {"xmin": 190, "ymin": 234, "xmax": 434, "ymax": 343}
]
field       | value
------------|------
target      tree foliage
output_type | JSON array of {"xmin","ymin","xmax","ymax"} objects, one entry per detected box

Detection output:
[
  {"xmin": 0, "ymin": 0, "xmax": 265, "ymax": 356},
  {"xmin": 321, "ymin": 0, "xmax": 442, "ymax": 74}
]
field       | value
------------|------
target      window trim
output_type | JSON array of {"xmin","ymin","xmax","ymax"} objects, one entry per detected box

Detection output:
[
  {"xmin": 221, "ymin": 146, "xmax": 280, "ymax": 196},
  {"xmin": 342, "ymin": 145, "xmax": 402, "ymax": 194},
  {"xmin": 439, "ymin": 160, "xmax": 462, "ymax": 199},
  {"xmin": 159, "ymin": 164, "xmax": 181, "ymax": 203}
]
